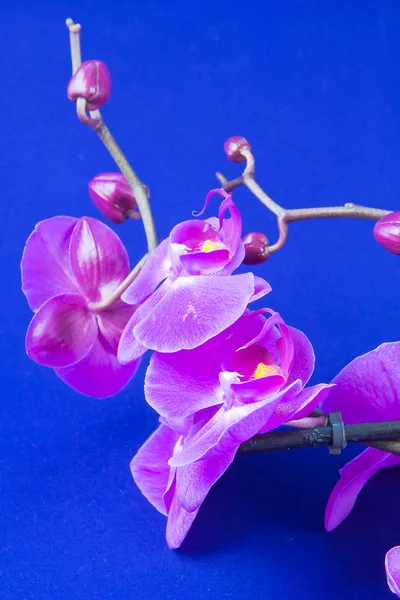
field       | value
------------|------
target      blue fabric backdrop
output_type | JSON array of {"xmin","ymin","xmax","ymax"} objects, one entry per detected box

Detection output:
[{"xmin": 2, "ymin": 0, "xmax": 400, "ymax": 598}]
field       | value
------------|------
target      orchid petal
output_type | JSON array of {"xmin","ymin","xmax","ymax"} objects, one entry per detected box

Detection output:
[
  {"xmin": 130, "ymin": 425, "xmax": 179, "ymax": 516},
  {"xmin": 325, "ymin": 448, "xmax": 400, "ymax": 531},
  {"xmin": 96, "ymin": 300, "xmax": 136, "ymax": 352},
  {"xmin": 249, "ymin": 276, "xmax": 272, "ymax": 302},
  {"xmin": 179, "ymin": 248, "xmax": 231, "ymax": 275},
  {"xmin": 170, "ymin": 382, "xmax": 301, "ymax": 468},
  {"xmin": 321, "ymin": 342, "xmax": 400, "ymax": 423},
  {"xmin": 166, "ymin": 480, "xmax": 199, "ymax": 549},
  {"xmin": 386, "ymin": 547, "xmax": 400, "ymax": 597},
  {"xmin": 285, "ymin": 327, "xmax": 315, "ymax": 387},
  {"xmin": 26, "ymin": 293, "xmax": 96, "ymax": 368},
  {"xmin": 21, "ymin": 216, "xmax": 78, "ymax": 310},
  {"xmin": 118, "ymin": 282, "xmax": 170, "ymax": 363},
  {"xmin": 175, "ymin": 443, "xmax": 237, "ymax": 513},
  {"xmin": 69, "ymin": 217, "xmax": 129, "ymax": 303},
  {"xmin": 122, "ymin": 238, "xmax": 171, "ymax": 305},
  {"xmin": 133, "ymin": 273, "xmax": 256, "ymax": 353},
  {"xmin": 56, "ymin": 335, "xmax": 140, "ymax": 398}
]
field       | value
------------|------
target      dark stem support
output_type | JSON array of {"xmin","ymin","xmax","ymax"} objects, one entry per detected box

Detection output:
[{"xmin": 238, "ymin": 419, "xmax": 400, "ymax": 455}]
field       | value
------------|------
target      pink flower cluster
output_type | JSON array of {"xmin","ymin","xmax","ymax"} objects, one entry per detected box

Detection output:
[{"xmin": 21, "ymin": 191, "xmax": 332, "ymax": 547}]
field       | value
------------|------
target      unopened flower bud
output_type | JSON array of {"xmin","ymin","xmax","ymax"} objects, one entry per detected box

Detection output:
[
  {"xmin": 88, "ymin": 173, "xmax": 148, "ymax": 224},
  {"xmin": 67, "ymin": 60, "xmax": 111, "ymax": 111},
  {"xmin": 373, "ymin": 212, "xmax": 400, "ymax": 255},
  {"xmin": 224, "ymin": 136, "xmax": 251, "ymax": 163},
  {"xmin": 242, "ymin": 232, "xmax": 269, "ymax": 264}
]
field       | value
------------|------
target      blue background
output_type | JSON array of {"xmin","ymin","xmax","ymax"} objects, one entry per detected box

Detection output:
[{"xmin": 2, "ymin": 0, "xmax": 400, "ymax": 598}]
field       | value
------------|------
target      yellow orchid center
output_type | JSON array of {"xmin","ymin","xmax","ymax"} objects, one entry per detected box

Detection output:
[
  {"xmin": 254, "ymin": 362, "xmax": 278, "ymax": 380},
  {"xmin": 201, "ymin": 239, "xmax": 224, "ymax": 253}
]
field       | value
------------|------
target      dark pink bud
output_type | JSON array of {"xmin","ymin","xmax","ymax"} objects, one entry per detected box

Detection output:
[
  {"xmin": 373, "ymin": 212, "xmax": 400, "ymax": 255},
  {"xmin": 67, "ymin": 60, "xmax": 111, "ymax": 111},
  {"xmin": 242, "ymin": 232, "xmax": 269, "ymax": 264},
  {"xmin": 88, "ymin": 173, "xmax": 148, "ymax": 224},
  {"xmin": 224, "ymin": 136, "xmax": 251, "ymax": 163}
]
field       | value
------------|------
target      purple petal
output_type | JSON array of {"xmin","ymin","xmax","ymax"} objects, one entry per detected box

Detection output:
[
  {"xmin": 56, "ymin": 335, "xmax": 140, "ymax": 398},
  {"xmin": 21, "ymin": 216, "xmax": 78, "ymax": 310},
  {"xmin": 118, "ymin": 282, "xmax": 170, "ymax": 363},
  {"xmin": 261, "ymin": 383, "xmax": 333, "ymax": 432},
  {"xmin": 145, "ymin": 347, "xmax": 223, "ymax": 420},
  {"xmin": 130, "ymin": 425, "xmax": 179, "ymax": 516},
  {"xmin": 166, "ymin": 480, "xmax": 199, "ymax": 549},
  {"xmin": 26, "ymin": 294, "xmax": 97, "ymax": 368},
  {"xmin": 96, "ymin": 300, "xmax": 136, "ymax": 352},
  {"xmin": 325, "ymin": 448, "xmax": 400, "ymax": 531},
  {"xmin": 231, "ymin": 374, "xmax": 286, "ymax": 402},
  {"xmin": 145, "ymin": 311, "xmax": 267, "ymax": 421},
  {"xmin": 69, "ymin": 217, "xmax": 129, "ymax": 303},
  {"xmin": 285, "ymin": 327, "xmax": 315, "ymax": 387},
  {"xmin": 179, "ymin": 248, "xmax": 231, "ymax": 275},
  {"xmin": 249, "ymin": 276, "xmax": 272, "ymax": 302},
  {"xmin": 122, "ymin": 238, "xmax": 171, "ymax": 305},
  {"xmin": 386, "ymin": 547, "xmax": 400, "ymax": 597},
  {"xmin": 175, "ymin": 443, "xmax": 237, "ymax": 513},
  {"xmin": 170, "ymin": 382, "xmax": 302, "ymax": 468},
  {"xmin": 321, "ymin": 342, "xmax": 400, "ymax": 423},
  {"xmin": 133, "ymin": 273, "xmax": 256, "ymax": 353},
  {"xmin": 218, "ymin": 196, "xmax": 244, "ymax": 275}
]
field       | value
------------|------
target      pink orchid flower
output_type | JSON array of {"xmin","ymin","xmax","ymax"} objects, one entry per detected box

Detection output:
[
  {"xmin": 132, "ymin": 311, "xmax": 331, "ymax": 548},
  {"xmin": 118, "ymin": 190, "xmax": 270, "ymax": 363},
  {"xmin": 21, "ymin": 216, "xmax": 140, "ymax": 398},
  {"xmin": 320, "ymin": 342, "xmax": 400, "ymax": 531},
  {"xmin": 386, "ymin": 546, "xmax": 400, "ymax": 597}
]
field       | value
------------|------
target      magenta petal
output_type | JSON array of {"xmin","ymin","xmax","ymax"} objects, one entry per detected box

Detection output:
[
  {"xmin": 56, "ymin": 335, "xmax": 140, "ymax": 398},
  {"xmin": 175, "ymin": 443, "xmax": 237, "ymax": 513},
  {"xmin": 21, "ymin": 216, "xmax": 78, "ymax": 310},
  {"xmin": 166, "ymin": 481, "xmax": 199, "ymax": 549},
  {"xmin": 321, "ymin": 342, "xmax": 400, "ymax": 423},
  {"xmin": 69, "ymin": 217, "xmax": 130, "ymax": 303},
  {"xmin": 249, "ymin": 276, "xmax": 272, "ymax": 302},
  {"xmin": 26, "ymin": 294, "xmax": 97, "ymax": 368},
  {"xmin": 130, "ymin": 425, "xmax": 179, "ymax": 516},
  {"xmin": 325, "ymin": 448, "xmax": 400, "ymax": 531},
  {"xmin": 285, "ymin": 327, "xmax": 315, "ymax": 386},
  {"xmin": 118, "ymin": 282, "xmax": 170, "ymax": 363},
  {"xmin": 96, "ymin": 300, "xmax": 136, "ymax": 352},
  {"xmin": 145, "ymin": 347, "xmax": 223, "ymax": 420},
  {"xmin": 386, "ymin": 547, "xmax": 400, "ymax": 597},
  {"xmin": 122, "ymin": 238, "xmax": 171, "ymax": 305},
  {"xmin": 179, "ymin": 248, "xmax": 231, "ymax": 275},
  {"xmin": 134, "ymin": 273, "xmax": 256, "ymax": 353}
]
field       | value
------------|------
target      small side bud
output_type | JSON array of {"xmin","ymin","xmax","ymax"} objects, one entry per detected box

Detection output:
[
  {"xmin": 373, "ymin": 212, "xmax": 400, "ymax": 255},
  {"xmin": 224, "ymin": 136, "xmax": 251, "ymax": 163},
  {"xmin": 88, "ymin": 173, "xmax": 148, "ymax": 224},
  {"xmin": 242, "ymin": 232, "xmax": 269, "ymax": 264},
  {"xmin": 67, "ymin": 60, "xmax": 111, "ymax": 111}
]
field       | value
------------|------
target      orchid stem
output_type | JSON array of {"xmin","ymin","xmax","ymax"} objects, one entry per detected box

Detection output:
[
  {"xmin": 65, "ymin": 18, "xmax": 158, "ymax": 254},
  {"xmin": 217, "ymin": 150, "xmax": 392, "ymax": 254},
  {"xmin": 238, "ymin": 419, "xmax": 400, "ymax": 456},
  {"xmin": 88, "ymin": 253, "xmax": 148, "ymax": 312}
]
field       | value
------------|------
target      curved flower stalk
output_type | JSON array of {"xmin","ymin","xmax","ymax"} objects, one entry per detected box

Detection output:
[
  {"xmin": 132, "ymin": 310, "xmax": 331, "ymax": 547},
  {"xmin": 118, "ymin": 190, "xmax": 271, "ymax": 362},
  {"xmin": 21, "ymin": 216, "xmax": 141, "ymax": 398},
  {"xmin": 320, "ymin": 342, "xmax": 400, "ymax": 531}
]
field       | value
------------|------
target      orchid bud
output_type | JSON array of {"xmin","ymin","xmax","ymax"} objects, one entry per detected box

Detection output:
[
  {"xmin": 67, "ymin": 60, "xmax": 111, "ymax": 111},
  {"xmin": 373, "ymin": 212, "xmax": 400, "ymax": 255},
  {"xmin": 224, "ymin": 136, "xmax": 251, "ymax": 163},
  {"xmin": 242, "ymin": 232, "xmax": 269, "ymax": 264},
  {"xmin": 88, "ymin": 173, "xmax": 148, "ymax": 224}
]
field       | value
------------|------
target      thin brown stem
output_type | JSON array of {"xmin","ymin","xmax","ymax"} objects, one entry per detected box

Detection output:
[
  {"xmin": 218, "ymin": 149, "xmax": 392, "ymax": 255},
  {"xmin": 88, "ymin": 253, "xmax": 148, "ymax": 312},
  {"xmin": 66, "ymin": 18, "xmax": 158, "ymax": 254}
]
